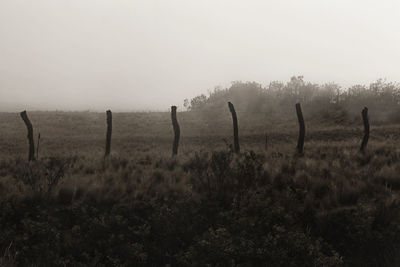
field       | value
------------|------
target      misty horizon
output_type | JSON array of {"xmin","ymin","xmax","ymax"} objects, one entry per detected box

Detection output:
[
  {"xmin": 0, "ymin": 77, "xmax": 397, "ymax": 112},
  {"xmin": 1, "ymin": 0, "xmax": 400, "ymax": 111}
]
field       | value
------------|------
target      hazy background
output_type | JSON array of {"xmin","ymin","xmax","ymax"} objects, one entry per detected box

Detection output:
[{"xmin": 1, "ymin": 0, "xmax": 400, "ymax": 111}]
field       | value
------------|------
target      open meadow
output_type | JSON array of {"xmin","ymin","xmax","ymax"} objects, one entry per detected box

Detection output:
[
  {"xmin": 3, "ymin": 0, "xmax": 400, "ymax": 265},
  {"xmin": 1, "ymin": 110, "xmax": 400, "ymax": 266}
]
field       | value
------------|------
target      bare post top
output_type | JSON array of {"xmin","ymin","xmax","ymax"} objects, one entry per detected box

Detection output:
[
  {"xmin": 228, "ymin": 101, "xmax": 240, "ymax": 153},
  {"xmin": 20, "ymin": 111, "xmax": 32, "ymax": 128},
  {"xmin": 106, "ymin": 110, "xmax": 112, "ymax": 123},
  {"xmin": 20, "ymin": 110, "xmax": 35, "ymax": 161},
  {"xmin": 228, "ymin": 102, "xmax": 235, "ymax": 113},
  {"xmin": 362, "ymin": 107, "xmax": 369, "ymax": 132},
  {"xmin": 295, "ymin": 103, "xmax": 305, "ymax": 155},
  {"xmin": 360, "ymin": 107, "xmax": 369, "ymax": 153},
  {"xmin": 105, "ymin": 109, "xmax": 112, "ymax": 157},
  {"xmin": 171, "ymin": 106, "xmax": 180, "ymax": 155}
]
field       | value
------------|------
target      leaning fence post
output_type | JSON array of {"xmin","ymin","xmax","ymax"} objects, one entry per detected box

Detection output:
[
  {"xmin": 228, "ymin": 102, "xmax": 240, "ymax": 153},
  {"xmin": 360, "ymin": 107, "xmax": 369, "ymax": 153},
  {"xmin": 20, "ymin": 110, "xmax": 35, "ymax": 161},
  {"xmin": 171, "ymin": 106, "xmax": 180, "ymax": 155},
  {"xmin": 105, "ymin": 110, "xmax": 112, "ymax": 157},
  {"xmin": 296, "ymin": 103, "xmax": 305, "ymax": 155}
]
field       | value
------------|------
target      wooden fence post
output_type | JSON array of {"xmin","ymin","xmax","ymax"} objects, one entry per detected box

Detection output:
[
  {"xmin": 228, "ymin": 102, "xmax": 240, "ymax": 153},
  {"xmin": 20, "ymin": 110, "xmax": 35, "ymax": 161},
  {"xmin": 296, "ymin": 103, "xmax": 305, "ymax": 155},
  {"xmin": 105, "ymin": 110, "xmax": 112, "ymax": 157},
  {"xmin": 360, "ymin": 107, "xmax": 369, "ymax": 153},
  {"xmin": 171, "ymin": 106, "xmax": 180, "ymax": 155}
]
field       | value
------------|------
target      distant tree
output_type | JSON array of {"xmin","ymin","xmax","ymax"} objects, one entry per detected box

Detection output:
[
  {"xmin": 287, "ymin": 76, "xmax": 304, "ymax": 98},
  {"xmin": 183, "ymin": 99, "xmax": 190, "ymax": 110},
  {"xmin": 189, "ymin": 94, "xmax": 207, "ymax": 110},
  {"xmin": 320, "ymin": 83, "xmax": 341, "ymax": 104},
  {"xmin": 268, "ymin": 81, "xmax": 285, "ymax": 94}
]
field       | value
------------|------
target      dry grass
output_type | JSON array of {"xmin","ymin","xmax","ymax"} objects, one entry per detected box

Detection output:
[{"xmin": 1, "ymin": 111, "xmax": 400, "ymax": 266}]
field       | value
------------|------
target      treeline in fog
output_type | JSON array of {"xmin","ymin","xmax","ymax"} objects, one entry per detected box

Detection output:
[{"xmin": 184, "ymin": 76, "xmax": 400, "ymax": 124}]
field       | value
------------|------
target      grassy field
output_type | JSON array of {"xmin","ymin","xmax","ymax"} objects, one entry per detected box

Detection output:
[{"xmin": 1, "ymin": 111, "xmax": 400, "ymax": 266}]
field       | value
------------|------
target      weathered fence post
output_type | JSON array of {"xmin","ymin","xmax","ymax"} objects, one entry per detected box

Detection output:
[
  {"xmin": 20, "ymin": 110, "xmax": 35, "ymax": 161},
  {"xmin": 360, "ymin": 107, "xmax": 369, "ymax": 153},
  {"xmin": 171, "ymin": 106, "xmax": 180, "ymax": 155},
  {"xmin": 105, "ymin": 110, "xmax": 112, "ymax": 157},
  {"xmin": 228, "ymin": 102, "xmax": 240, "ymax": 153},
  {"xmin": 296, "ymin": 103, "xmax": 305, "ymax": 155}
]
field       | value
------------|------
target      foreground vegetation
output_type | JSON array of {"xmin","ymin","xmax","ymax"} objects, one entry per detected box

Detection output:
[{"xmin": 1, "ymin": 135, "xmax": 400, "ymax": 266}]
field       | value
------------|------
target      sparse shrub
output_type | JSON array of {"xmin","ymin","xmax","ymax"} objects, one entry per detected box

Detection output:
[
  {"xmin": 312, "ymin": 178, "xmax": 331, "ymax": 199},
  {"xmin": 376, "ymin": 165, "xmax": 400, "ymax": 189},
  {"xmin": 336, "ymin": 180, "xmax": 361, "ymax": 206},
  {"xmin": 1, "ymin": 144, "xmax": 400, "ymax": 266}
]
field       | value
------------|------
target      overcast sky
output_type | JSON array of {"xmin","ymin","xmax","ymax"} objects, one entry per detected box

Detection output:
[{"xmin": 1, "ymin": 0, "xmax": 400, "ymax": 111}]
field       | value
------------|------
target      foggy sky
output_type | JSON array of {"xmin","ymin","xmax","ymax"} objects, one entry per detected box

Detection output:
[{"xmin": 1, "ymin": 0, "xmax": 400, "ymax": 111}]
